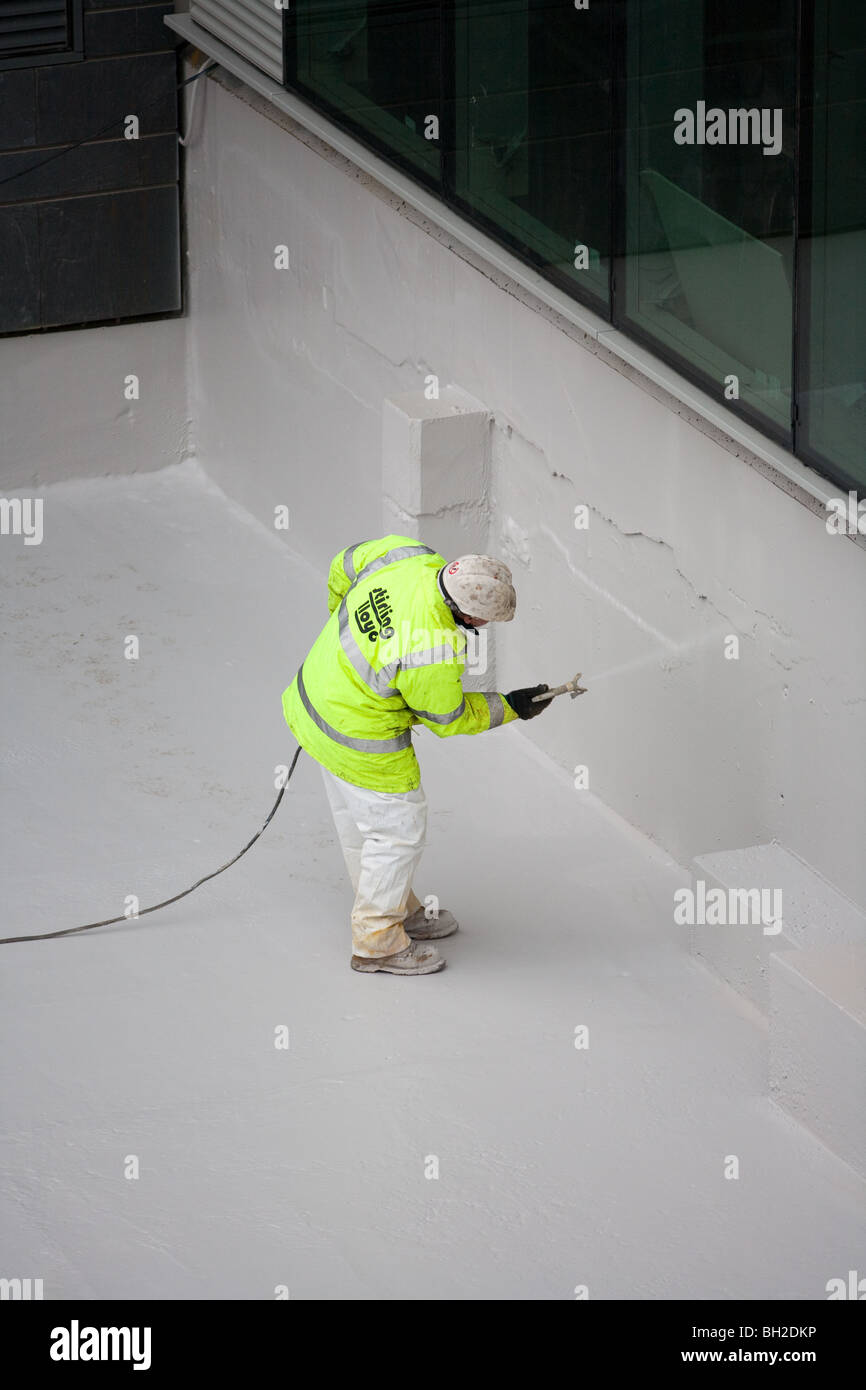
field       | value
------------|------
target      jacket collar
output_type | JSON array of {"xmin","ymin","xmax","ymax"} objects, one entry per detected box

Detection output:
[{"xmin": 437, "ymin": 567, "xmax": 477, "ymax": 633}]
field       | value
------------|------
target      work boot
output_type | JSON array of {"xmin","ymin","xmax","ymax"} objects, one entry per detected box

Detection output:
[
  {"xmin": 351, "ymin": 940, "xmax": 445, "ymax": 975},
  {"xmin": 404, "ymin": 905, "xmax": 459, "ymax": 940}
]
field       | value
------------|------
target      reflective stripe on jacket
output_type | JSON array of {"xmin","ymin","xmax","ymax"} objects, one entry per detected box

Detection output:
[{"xmin": 281, "ymin": 535, "xmax": 519, "ymax": 791}]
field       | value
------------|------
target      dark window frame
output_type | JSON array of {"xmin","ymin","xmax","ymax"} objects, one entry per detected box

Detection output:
[
  {"xmin": 611, "ymin": 0, "xmax": 799, "ymax": 457},
  {"xmin": 283, "ymin": 1, "xmax": 617, "ymax": 315},
  {"xmin": 0, "ymin": 0, "xmax": 85, "ymax": 72},
  {"xmin": 793, "ymin": 0, "xmax": 865, "ymax": 495},
  {"xmin": 282, "ymin": 1, "xmax": 445, "ymax": 199}
]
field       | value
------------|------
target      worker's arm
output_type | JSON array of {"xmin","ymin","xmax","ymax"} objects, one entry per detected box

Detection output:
[
  {"xmin": 395, "ymin": 650, "xmax": 519, "ymax": 736},
  {"xmin": 327, "ymin": 543, "xmax": 363, "ymax": 615}
]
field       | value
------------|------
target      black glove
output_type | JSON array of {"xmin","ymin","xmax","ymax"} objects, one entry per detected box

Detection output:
[{"xmin": 504, "ymin": 684, "xmax": 550, "ymax": 720}]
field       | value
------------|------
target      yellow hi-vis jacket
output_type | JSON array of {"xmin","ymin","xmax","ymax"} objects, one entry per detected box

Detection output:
[{"xmin": 281, "ymin": 535, "xmax": 519, "ymax": 791}]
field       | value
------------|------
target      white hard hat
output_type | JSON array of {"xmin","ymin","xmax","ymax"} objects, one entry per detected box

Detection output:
[{"xmin": 440, "ymin": 555, "xmax": 516, "ymax": 622}]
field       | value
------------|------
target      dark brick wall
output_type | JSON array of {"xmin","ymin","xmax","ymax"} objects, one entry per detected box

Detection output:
[{"xmin": 0, "ymin": 1, "xmax": 180, "ymax": 332}]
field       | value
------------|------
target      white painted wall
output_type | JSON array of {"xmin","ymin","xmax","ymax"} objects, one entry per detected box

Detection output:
[
  {"xmin": 0, "ymin": 317, "xmax": 188, "ymax": 489},
  {"xmin": 140, "ymin": 76, "xmax": 866, "ymax": 910}
]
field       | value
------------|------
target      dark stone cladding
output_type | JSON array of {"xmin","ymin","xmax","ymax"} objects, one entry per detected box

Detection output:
[{"xmin": 0, "ymin": 3, "xmax": 180, "ymax": 331}]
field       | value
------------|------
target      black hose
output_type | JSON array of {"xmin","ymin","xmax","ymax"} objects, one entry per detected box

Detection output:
[{"xmin": 1, "ymin": 746, "xmax": 303, "ymax": 946}]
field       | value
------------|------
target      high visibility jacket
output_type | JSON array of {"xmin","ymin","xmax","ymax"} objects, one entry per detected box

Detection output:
[{"xmin": 282, "ymin": 535, "xmax": 519, "ymax": 792}]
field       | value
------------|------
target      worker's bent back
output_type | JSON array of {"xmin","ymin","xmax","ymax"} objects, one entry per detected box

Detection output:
[{"xmin": 282, "ymin": 535, "xmax": 518, "ymax": 793}]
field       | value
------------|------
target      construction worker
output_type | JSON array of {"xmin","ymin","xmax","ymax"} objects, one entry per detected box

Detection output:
[{"xmin": 282, "ymin": 536, "xmax": 551, "ymax": 975}]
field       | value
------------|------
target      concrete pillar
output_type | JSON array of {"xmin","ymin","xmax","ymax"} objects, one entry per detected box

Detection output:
[
  {"xmin": 382, "ymin": 385, "xmax": 491, "ymax": 556},
  {"xmin": 381, "ymin": 385, "xmax": 495, "ymax": 689}
]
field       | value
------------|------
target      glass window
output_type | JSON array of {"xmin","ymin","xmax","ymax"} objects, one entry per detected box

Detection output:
[
  {"xmin": 453, "ymin": 0, "xmax": 611, "ymax": 311},
  {"xmin": 292, "ymin": 1, "xmax": 442, "ymax": 186},
  {"xmin": 282, "ymin": 2, "xmax": 862, "ymax": 490},
  {"xmin": 799, "ymin": 4, "xmax": 866, "ymax": 490},
  {"xmin": 622, "ymin": 0, "xmax": 797, "ymax": 439}
]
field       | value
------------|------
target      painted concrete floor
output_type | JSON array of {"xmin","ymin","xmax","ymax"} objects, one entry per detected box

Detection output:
[{"xmin": 2, "ymin": 461, "xmax": 863, "ymax": 1300}]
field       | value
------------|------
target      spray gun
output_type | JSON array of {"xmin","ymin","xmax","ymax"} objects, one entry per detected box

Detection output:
[{"xmin": 531, "ymin": 672, "xmax": 588, "ymax": 705}]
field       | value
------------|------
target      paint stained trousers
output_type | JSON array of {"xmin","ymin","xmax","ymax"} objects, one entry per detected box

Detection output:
[{"xmin": 320, "ymin": 766, "xmax": 427, "ymax": 958}]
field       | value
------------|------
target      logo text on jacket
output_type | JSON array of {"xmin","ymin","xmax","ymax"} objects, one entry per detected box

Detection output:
[{"xmin": 355, "ymin": 586, "xmax": 394, "ymax": 641}]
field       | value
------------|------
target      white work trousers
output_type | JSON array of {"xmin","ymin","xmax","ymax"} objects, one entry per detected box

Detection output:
[{"xmin": 320, "ymin": 766, "xmax": 427, "ymax": 958}]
